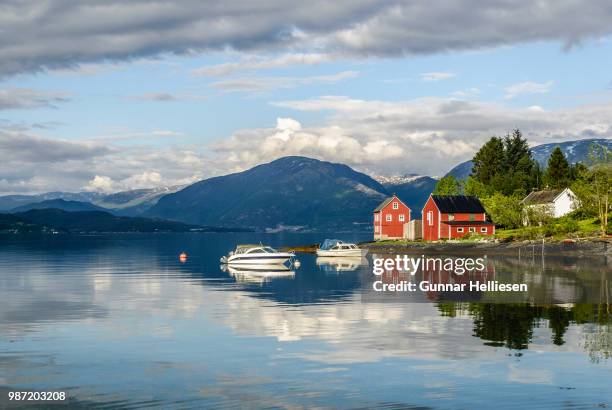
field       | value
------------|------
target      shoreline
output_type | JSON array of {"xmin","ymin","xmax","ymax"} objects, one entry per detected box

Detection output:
[{"xmin": 360, "ymin": 238, "xmax": 611, "ymax": 256}]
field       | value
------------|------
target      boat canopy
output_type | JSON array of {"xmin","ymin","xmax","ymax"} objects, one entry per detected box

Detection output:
[{"xmin": 320, "ymin": 239, "xmax": 343, "ymax": 250}]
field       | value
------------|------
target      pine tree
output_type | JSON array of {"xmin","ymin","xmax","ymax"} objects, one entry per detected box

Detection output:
[
  {"xmin": 546, "ymin": 147, "xmax": 570, "ymax": 188},
  {"xmin": 471, "ymin": 137, "xmax": 504, "ymax": 185}
]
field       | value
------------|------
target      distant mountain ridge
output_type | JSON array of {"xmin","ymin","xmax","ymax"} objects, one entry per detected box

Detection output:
[
  {"xmin": 0, "ymin": 186, "xmax": 183, "ymax": 215},
  {"xmin": 0, "ymin": 208, "xmax": 251, "ymax": 233},
  {"xmin": 146, "ymin": 156, "xmax": 389, "ymax": 230},
  {"xmin": 381, "ymin": 176, "xmax": 438, "ymax": 218},
  {"xmin": 10, "ymin": 199, "xmax": 108, "ymax": 213},
  {"xmin": 446, "ymin": 138, "xmax": 611, "ymax": 180}
]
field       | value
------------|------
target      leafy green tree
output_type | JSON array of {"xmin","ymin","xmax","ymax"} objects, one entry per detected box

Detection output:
[
  {"xmin": 481, "ymin": 192, "xmax": 524, "ymax": 228},
  {"xmin": 433, "ymin": 175, "xmax": 461, "ymax": 195},
  {"xmin": 545, "ymin": 147, "xmax": 570, "ymax": 188}
]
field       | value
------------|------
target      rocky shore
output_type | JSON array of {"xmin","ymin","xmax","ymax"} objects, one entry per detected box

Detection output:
[{"xmin": 360, "ymin": 238, "xmax": 611, "ymax": 256}]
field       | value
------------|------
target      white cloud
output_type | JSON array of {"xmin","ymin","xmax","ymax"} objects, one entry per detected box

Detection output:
[
  {"xmin": 84, "ymin": 175, "xmax": 116, "ymax": 193},
  {"xmin": 452, "ymin": 88, "xmax": 481, "ymax": 97},
  {"xmin": 193, "ymin": 53, "xmax": 334, "ymax": 76},
  {"xmin": 421, "ymin": 72, "xmax": 455, "ymax": 82},
  {"xmin": 504, "ymin": 81, "xmax": 554, "ymax": 99},
  {"xmin": 210, "ymin": 71, "xmax": 358, "ymax": 93}
]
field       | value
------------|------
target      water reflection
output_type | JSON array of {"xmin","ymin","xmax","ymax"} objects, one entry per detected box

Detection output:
[
  {"xmin": 316, "ymin": 256, "xmax": 368, "ymax": 273},
  {"xmin": 0, "ymin": 234, "xmax": 611, "ymax": 409},
  {"xmin": 221, "ymin": 264, "xmax": 295, "ymax": 284}
]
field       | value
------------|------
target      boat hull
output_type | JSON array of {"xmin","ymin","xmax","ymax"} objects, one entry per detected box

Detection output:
[
  {"xmin": 225, "ymin": 253, "xmax": 294, "ymax": 265},
  {"xmin": 316, "ymin": 249, "xmax": 368, "ymax": 257}
]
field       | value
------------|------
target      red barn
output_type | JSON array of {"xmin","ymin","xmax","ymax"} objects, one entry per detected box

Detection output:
[
  {"xmin": 373, "ymin": 194, "xmax": 411, "ymax": 240},
  {"xmin": 422, "ymin": 195, "xmax": 495, "ymax": 241}
]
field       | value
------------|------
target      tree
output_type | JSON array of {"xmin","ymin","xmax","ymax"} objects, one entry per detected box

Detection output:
[
  {"xmin": 471, "ymin": 137, "xmax": 504, "ymax": 185},
  {"xmin": 471, "ymin": 130, "xmax": 539, "ymax": 196},
  {"xmin": 545, "ymin": 147, "xmax": 570, "ymax": 188},
  {"xmin": 481, "ymin": 193, "xmax": 524, "ymax": 228},
  {"xmin": 433, "ymin": 175, "xmax": 461, "ymax": 195}
]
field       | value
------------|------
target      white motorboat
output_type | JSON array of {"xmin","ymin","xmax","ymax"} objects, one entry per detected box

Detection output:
[
  {"xmin": 220, "ymin": 244, "xmax": 295, "ymax": 265},
  {"xmin": 315, "ymin": 239, "xmax": 368, "ymax": 257}
]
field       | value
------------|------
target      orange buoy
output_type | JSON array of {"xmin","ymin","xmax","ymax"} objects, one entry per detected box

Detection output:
[{"xmin": 179, "ymin": 252, "xmax": 188, "ymax": 263}]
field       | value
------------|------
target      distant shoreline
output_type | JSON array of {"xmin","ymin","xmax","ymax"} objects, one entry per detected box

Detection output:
[{"xmin": 360, "ymin": 238, "xmax": 611, "ymax": 256}]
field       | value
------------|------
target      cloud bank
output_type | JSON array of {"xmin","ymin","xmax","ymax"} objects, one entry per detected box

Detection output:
[{"xmin": 2, "ymin": 1, "xmax": 612, "ymax": 77}]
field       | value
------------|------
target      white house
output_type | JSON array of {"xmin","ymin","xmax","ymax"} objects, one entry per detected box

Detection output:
[{"xmin": 521, "ymin": 188, "xmax": 579, "ymax": 224}]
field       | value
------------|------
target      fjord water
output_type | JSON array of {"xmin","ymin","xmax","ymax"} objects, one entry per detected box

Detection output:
[{"xmin": 1, "ymin": 233, "xmax": 611, "ymax": 409}]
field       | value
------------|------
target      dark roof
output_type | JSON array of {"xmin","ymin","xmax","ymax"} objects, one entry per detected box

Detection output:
[
  {"xmin": 442, "ymin": 220, "xmax": 494, "ymax": 226},
  {"xmin": 521, "ymin": 189, "xmax": 562, "ymax": 205},
  {"xmin": 373, "ymin": 195, "xmax": 410, "ymax": 212},
  {"xmin": 373, "ymin": 197, "xmax": 393, "ymax": 212},
  {"xmin": 431, "ymin": 195, "xmax": 486, "ymax": 213}
]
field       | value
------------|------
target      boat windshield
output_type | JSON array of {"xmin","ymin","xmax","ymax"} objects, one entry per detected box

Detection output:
[
  {"xmin": 320, "ymin": 239, "xmax": 343, "ymax": 250},
  {"xmin": 244, "ymin": 246, "xmax": 278, "ymax": 254}
]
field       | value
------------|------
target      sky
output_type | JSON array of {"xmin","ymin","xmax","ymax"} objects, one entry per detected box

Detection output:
[{"xmin": 1, "ymin": 1, "xmax": 612, "ymax": 194}]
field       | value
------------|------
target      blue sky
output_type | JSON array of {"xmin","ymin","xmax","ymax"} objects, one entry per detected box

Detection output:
[{"xmin": 1, "ymin": 1, "xmax": 611, "ymax": 194}]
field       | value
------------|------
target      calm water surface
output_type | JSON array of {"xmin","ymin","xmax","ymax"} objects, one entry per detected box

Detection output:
[{"xmin": 1, "ymin": 233, "xmax": 611, "ymax": 409}]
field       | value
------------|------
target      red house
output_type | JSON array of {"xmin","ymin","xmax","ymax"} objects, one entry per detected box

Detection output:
[
  {"xmin": 422, "ymin": 195, "xmax": 495, "ymax": 241},
  {"xmin": 373, "ymin": 194, "xmax": 411, "ymax": 240}
]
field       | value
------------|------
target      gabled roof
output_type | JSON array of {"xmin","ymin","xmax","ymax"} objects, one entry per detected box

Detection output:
[
  {"xmin": 431, "ymin": 195, "xmax": 486, "ymax": 213},
  {"xmin": 373, "ymin": 195, "xmax": 410, "ymax": 212},
  {"xmin": 521, "ymin": 189, "xmax": 562, "ymax": 205}
]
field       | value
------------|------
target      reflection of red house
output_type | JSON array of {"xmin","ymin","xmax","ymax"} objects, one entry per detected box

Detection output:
[
  {"xmin": 373, "ymin": 194, "xmax": 411, "ymax": 240},
  {"xmin": 422, "ymin": 195, "xmax": 495, "ymax": 241}
]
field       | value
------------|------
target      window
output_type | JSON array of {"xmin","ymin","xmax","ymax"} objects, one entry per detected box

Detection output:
[
  {"xmin": 392, "ymin": 202, "xmax": 399, "ymax": 210},
  {"xmin": 375, "ymin": 226, "xmax": 379, "ymax": 232},
  {"xmin": 386, "ymin": 214, "xmax": 392, "ymax": 222},
  {"xmin": 374, "ymin": 214, "xmax": 379, "ymax": 221},
  {"xmin": 399, "ymin": 214, "xmax": 405, "ymax": 222},
  {"xmin": 457, "ymin": 227, "xmax": 464, "ymax": 233},
  {"xmin": 469, "ymin": 227, "xmax": 476, "ymax": 233},
  {"xmin": 427, "ymin": 211, "xmax": 433, "ymax": 226},
  {"xmin": 448, "ymin": 213, "xmax": 454, "ymax": 221},
  {"xmin": 481, "ymin": 227, "xmax": 487, "ymax": 233}
]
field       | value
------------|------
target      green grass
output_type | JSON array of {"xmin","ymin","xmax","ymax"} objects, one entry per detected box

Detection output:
[{"xmin": 495, "ymin": 217, "xmax": 603, "ymax": 241}]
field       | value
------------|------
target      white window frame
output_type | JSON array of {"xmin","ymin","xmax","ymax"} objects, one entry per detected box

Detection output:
[
  {"xmin": 374, "ymin": 213, "xmax": 379, "ymax": 221},
  {"xmin": 386, "ymin": 214, "xmax": 392, "ymax": 222},
  {"xmin": 469, "ymin": 227, "xmax": 476, "ymax": 233},
  {"xmin": 481, "ymin": 227, "xmax": 487, "ymax": 233},
  {"xmin": 399, "ymin": 214, "xmax": 405, "ymax": 222},
  {"xmin": 392, "ymin": 202, "xmax": 399, "ymax": 210},
  {"xmin": 457, "ymin": 227, "xmax": 464, "ymax": 233},
  {"xmin": 427, "ymin": 211, "xmax": 433, "ymax": 226}
]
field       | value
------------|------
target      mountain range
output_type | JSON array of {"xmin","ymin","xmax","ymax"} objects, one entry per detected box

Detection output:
[
  {"xmin": 446, "ymin": 138, "xmax": 611, "ymax": 180},
  {"xmin": 0, "ymin": 208, "xmax": 251, "ymax": 234},
  {"xmin": 0, "ymin": 137, "xmax": 607, "ymax": 232},
  {"xmin": 146, "ymin": 156, "xmax": 389, "ymax": 230}
]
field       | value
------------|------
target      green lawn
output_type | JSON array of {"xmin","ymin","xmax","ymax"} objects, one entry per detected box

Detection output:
[{"xmin": 495, "ymin": 217, "xmax": 603, "ymax": 240}]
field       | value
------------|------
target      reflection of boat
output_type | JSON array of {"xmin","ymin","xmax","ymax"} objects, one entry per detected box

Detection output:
[
  {"xmin": 223, "ymin": 264, "xmax": 295, "ymax": 283},
  {"xmin": 316, "ymin": 239, "xmax": 368, "ymax": 257},
  {"xmin": 316, "ymin": 256, "xmax": 368, "ymax": 272},
  {"xmin": 220, "ymin": 244, "xmax": 295, "ymax": 265}
]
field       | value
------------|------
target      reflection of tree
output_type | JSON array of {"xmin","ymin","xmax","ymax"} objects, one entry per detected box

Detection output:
[
  {"xmin": 438, "ymin": 302, "xmax": 612, "ymax": 354},
  {"xmin": 469, "ymin": 304, "xmax": 540, "ymax": 349},
  {"xmin": 546, "ymin": 306, "xmax": 572, "ymax": 345}
]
